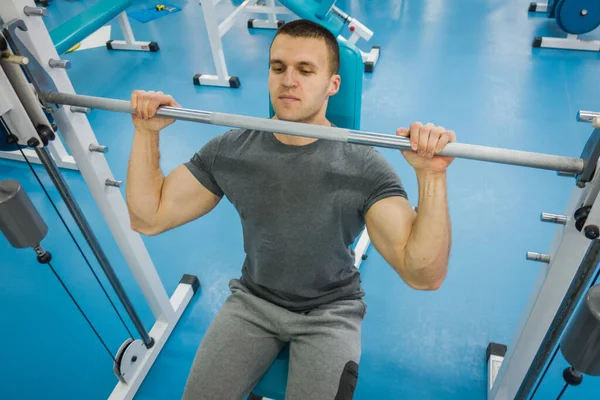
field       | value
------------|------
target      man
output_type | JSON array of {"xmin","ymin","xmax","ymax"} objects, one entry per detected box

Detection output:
[{"xmin": 126, "ymin": 19, "xmax": 454, "ymax": 400}]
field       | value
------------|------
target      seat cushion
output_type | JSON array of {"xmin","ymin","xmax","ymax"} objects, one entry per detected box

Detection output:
[{"xmin": 50, "ymin": 0, "xmax": 134, "ymax": 54}]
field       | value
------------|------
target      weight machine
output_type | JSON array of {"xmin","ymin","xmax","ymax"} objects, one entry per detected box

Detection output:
[
  {"xmin": 528, "ymin": 0, "xmax": 600, "ymax": 51},
  {"xmin": 0, "ymin": 9, "xmax": 76, "ymax": 171},
  {"xmin": 3, "ymin": 1, "xmax": 600, "ymax": 399},
  {"xmin": 485, "ymin": 110, "xmax": 600, "ymax": 399},
  {"xmin": 194, "ymin": 0, "xmax": 380, "ymax": 88},
  {"xmin": 0, "ymin": 0, "xmax": 159, "ymax": 170},
  {"xmin": 0, "ymin": 2, "xmax": 197, "ymax": 399}
]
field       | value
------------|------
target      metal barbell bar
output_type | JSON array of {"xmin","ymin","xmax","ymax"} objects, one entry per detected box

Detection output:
[{"xmin": 42, "ymin": 91, "xmax": 587, "ymax": 175}]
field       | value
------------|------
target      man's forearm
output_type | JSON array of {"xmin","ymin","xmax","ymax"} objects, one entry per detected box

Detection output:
[
  {"xmin": 403, "ymin": 170, "xmax": 451, "ymax": 288},
  {"xmin": 126, "ymin": 128, "xmax": 164, "ymax": 230}
]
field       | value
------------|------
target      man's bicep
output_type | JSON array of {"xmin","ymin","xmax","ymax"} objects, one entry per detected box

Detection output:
[
  {"xmin": 365, "ymin": 196, "xmax": 416, "ymax": 271},
  {"xmin": 156, "ymin": 165, "xmax": 222, "ymax": 232}
]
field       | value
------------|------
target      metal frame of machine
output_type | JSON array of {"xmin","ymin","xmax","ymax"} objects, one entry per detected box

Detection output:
[
  {"xmin": 528, "ymin": 1, "xmax": 600, "ymax": 52},
  {"xmin": 0, "ymin": 3, "xmax": 195, "ymax": 399}
]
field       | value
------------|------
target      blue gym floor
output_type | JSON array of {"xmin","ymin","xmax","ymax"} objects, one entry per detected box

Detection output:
[{"xmin": 1, "ymin": 0, "xmax": 600, "ymax": 399}]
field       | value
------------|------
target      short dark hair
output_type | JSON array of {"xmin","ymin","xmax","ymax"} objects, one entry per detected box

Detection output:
[{"xmin": 271, "ymin": 19, "xmax": 340, "ymax": 75}]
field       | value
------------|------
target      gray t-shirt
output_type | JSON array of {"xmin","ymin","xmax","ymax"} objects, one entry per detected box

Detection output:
[{"xmin": 184, "ymin": 128, "xmax": 407, "ymax": 312}]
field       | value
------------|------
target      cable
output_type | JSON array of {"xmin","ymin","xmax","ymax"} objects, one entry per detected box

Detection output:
[
  {"xmin": 556, "ymin": 382, "xmax": 569, "ymax": 400},
  {"xmin": 592, "ymin": 267, "xmax": 600, "ymax": 286},
  {"xmin": 2, "ymin": 120, "xmax": 119, "ymax": 363},
  {"xmin": 47, "ymin": 260, "xmax": 117, "ymax": 363},
  {"xmin": 17, "ymin": 146, "xmax": 134, "ymax": 339},
  {"xmin": 1, "ymin": 118, "xmax": 134, "ymax": 340},
  {"xmin": 530, "ymin": 345, "xmax": 559, "ymax": 399}
]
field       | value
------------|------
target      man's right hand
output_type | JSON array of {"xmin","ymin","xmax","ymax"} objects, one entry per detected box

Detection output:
[{"xmin": 131, "ymin": 90, "xmax": 181, "ymax": 133}]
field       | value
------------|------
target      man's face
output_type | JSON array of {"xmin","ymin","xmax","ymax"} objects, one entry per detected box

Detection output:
[{"xmin": 268, "ymin": 35, "xmax": 340, "ymax": 123}]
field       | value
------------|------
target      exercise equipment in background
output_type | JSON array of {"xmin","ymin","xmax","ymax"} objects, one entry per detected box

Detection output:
[
  {"xmin": 50, "ymin": 0, "xmax": 159, "ymax": 55},
  {"xmin": 1, "ymin": 0, "xmax": 161, "ymax": 170},
  {"xmin": 193, "ymin": 0, "xmax": 380, "ymax": 88},
  {"xmin": 528, "ymin": 0, "xmax": 600, "ymax": 51}
]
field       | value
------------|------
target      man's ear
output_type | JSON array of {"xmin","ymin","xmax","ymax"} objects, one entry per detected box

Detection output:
[{"xmin": 328, "ymin": 74, "xmax": 341, "ymax": 96}]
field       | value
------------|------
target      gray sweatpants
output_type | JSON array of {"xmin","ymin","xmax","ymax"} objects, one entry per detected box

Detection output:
[{"xmin": 182, "ymin": 279, "xmax": 366, "ymax": 400}]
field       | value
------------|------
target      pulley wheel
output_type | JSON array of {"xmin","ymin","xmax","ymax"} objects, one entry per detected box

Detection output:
[
  {"xmin": 555, "ymin": 0, "xmax": 600, "ymax": 35},
  {"xmin": 113, "ymin": 338, "xmax": 148, "ymax": 383}
]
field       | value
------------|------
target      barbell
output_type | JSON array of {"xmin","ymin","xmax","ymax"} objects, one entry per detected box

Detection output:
[{"xmin": 42, "ymin": 91, "xmax": 592, "ymax": 176}]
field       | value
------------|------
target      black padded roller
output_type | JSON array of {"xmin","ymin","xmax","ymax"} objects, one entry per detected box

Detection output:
[
  {"xmin": 0, "ymin": 180, "xmax": 48, "ymax": 248},
  {"xmin": 560, "ymin": 284, "xmax": 600, "ymax": 376}
]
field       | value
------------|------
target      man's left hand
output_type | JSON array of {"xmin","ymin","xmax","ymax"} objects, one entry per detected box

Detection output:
[{"xmin": 397, "ymin": 122, "xmax": 456, "ymax": 173}]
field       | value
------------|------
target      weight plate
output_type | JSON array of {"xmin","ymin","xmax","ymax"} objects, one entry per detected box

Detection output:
[
  {"xmin": 555, "ymin": 0, "xmax": 600, "ymax": 35},
  {"xmin": 119, "ymin": 339, "xmax": 146, "ymax": 384}
]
